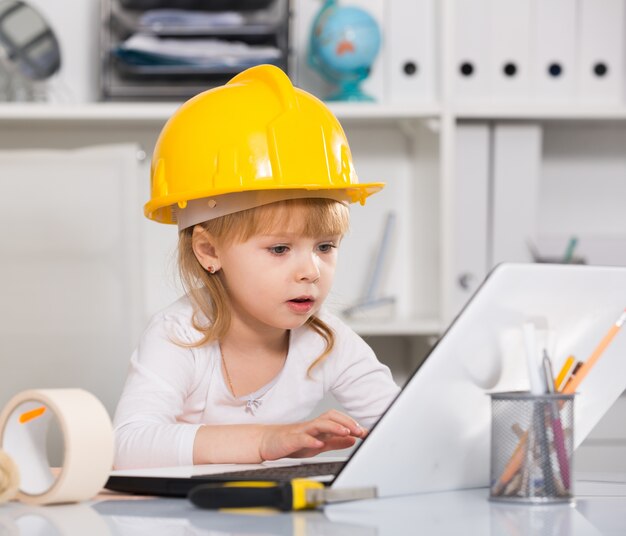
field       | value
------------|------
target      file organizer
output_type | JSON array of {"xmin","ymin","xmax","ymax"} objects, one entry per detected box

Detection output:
[
  {"xmin": 489, "ymin": 0, "xmax": 531, "ymax": 100},
  {"xmin": 490, "ymin": 124, "xmax": 542, "ymax": 267},
  {"xmin": 454, "ymin": 0, "xmax": 491, "ymax": 100},
  {"xmin": 384, "ymin": 0, "xmax": 437, "ymax": 104},
  {"xmin": 450, "ymin": 123, "xmax": 490, "ymax": 314},
  {"xmin": 531, "ymin": 0, "xmax": 576, "ymax": 101},
  {"xmin": 100, "ymin": 0, "xmax": 289, "ymax": 100},
  {"xmin": 454, "ymin": 0, "xmax": 626, "ymax": 105},
  {"xmin": 577, "ymin": 0, "xmax": 624, "ymax": 104}
]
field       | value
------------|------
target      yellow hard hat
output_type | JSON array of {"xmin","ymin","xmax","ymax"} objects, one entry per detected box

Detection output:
[{"xmin": 145, "ymin": 64, "xmax": 384, "ymax": 227}]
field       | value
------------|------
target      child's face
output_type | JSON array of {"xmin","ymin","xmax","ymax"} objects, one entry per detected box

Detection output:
[{"xmin": 217, "ymin": 228, "xmax": 341, "ymax": 332}]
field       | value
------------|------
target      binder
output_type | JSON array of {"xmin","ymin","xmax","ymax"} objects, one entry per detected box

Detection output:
[
  {"xmin": 384, "ymin": 0, "xmax": 436, "ymax": 103},
  {"xmin": 577, "ymin": 0, "xmax": 625, "ymax": 104},
  {"xmin": 454, "ymin": 0, "xmax": 491, "ymax": 101},
  {"xmin": 489, "ymin": 0, "xmax": 532, "ymax": 100},
  {"xmin": 450, "ymin": 124, "xmax": 490, "ymax": 315},
  {"xmin": 531, "ymin": 0, "xmax": 577, "ymax": 101},
  {"xmin": 490, "ymin": 124, "xmax": 543, "ymax": 267}
]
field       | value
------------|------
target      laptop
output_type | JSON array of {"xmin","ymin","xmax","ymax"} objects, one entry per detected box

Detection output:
[{"xmin": 106, "ymin": 263, "xmax": 626, "ymax": 498}]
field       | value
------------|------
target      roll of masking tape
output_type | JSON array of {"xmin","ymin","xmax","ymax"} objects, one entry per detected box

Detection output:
[{"xmin": 0, "ymin": 389, "xmax": 113, "ymax": 505}]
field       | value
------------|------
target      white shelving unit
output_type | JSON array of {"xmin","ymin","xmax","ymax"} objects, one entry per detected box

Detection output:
[
  {"xmin": 455, "ymin": 104, "xmax": 626, "ymax": 121},
  {"xmin": 1, "ymin": 0, "xmax": 626, "ymax": 471}
]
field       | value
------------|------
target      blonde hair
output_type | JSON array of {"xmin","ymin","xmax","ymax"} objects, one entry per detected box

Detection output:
[{"xmin": 178, "ymin": 198, "xmax": 350, "ymax": 372}]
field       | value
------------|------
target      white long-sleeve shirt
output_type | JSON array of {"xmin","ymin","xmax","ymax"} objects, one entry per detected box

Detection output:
[{"xmin": 113, "ymin": 296, "xmax": 400, "ymax": 469}]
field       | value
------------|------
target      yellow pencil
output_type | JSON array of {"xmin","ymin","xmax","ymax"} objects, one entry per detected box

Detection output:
[
  {"xmin": 560, "ymin": 361, "xmax": 582, "ymax": 394},
  {"xmin": 555, "ymin": 355, "xmax": 575, "ymax": 391}
]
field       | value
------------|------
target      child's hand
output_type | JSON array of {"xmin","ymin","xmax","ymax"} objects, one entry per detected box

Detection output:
[{"xmin": 259, "ymin": 410, "xmax": 367, "ymax": 461}]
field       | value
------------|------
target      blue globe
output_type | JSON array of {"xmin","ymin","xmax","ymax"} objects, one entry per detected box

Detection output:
[{"xmin": 308, "ymin": 1, "xmax": 381, "ymax": 101}]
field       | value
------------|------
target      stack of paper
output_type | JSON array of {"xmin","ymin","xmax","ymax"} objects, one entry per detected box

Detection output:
[
  {"xmin": 138, "ymin": 9, "xmax": 245, "ymax": 31},
  {"xmin": 114, "ymin": 34, "xmax": 281, "ymax": 69}
]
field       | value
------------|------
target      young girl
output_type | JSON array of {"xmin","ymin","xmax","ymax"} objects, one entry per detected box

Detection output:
[{"xmin": 113, "ymin": 65, "xmax": 400, "ymax": 469}]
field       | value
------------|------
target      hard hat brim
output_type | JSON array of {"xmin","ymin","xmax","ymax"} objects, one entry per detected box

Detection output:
[{"xmin": 145, "ymin": 182, "xmax": 385, "ymax": 226}]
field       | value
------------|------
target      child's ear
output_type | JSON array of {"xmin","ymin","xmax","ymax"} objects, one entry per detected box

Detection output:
[{"xmin": 191, "ymin": 226, "xmax": 220, "ymax": 272}]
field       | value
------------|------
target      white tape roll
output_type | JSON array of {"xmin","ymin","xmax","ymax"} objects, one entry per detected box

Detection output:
[{"xmin": 0, "ymin": 389, "xmax": 113, "ymax": 505}]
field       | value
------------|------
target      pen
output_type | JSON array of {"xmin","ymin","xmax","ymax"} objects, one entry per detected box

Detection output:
[
  {"xmin": 561, "ymin": 309, "xmax": 626, "ymax": 395},
  {"xmin": 542, "ymin": 351, "xmax": 570, "ymax": 490},
  {"xmin": 188, "ymin": 479, "xmax": 377, "ymax": 511},
  {"xmin": 562, "ymin": 236, "xmax": 578, "ymax": 264},
  {"xmin": 534, "ymin": 396, "xmax": 555, "ymax": 495},
  {"xmin": 520, "ymin": 421, "xmax": 534, "ymax": 497}
]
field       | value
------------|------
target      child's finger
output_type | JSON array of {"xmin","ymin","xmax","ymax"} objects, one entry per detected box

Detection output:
[
  {"xmin": 319, "ymin": 410, "xmax": 365, "ymax": 437},
  {"xmin": 314, "ymin": 433, "xmax": 357, "ymax": 450},
  {"xmin": 295, "ymin": 434, "xmax": 325, "ymax": 450},
  {"xmin": 292, "ymin": 434, "xmax": 356, "ymax": 458},
  {"xmin": 304, "ymin": 419, "xmax": 351, "ymax": 438}
]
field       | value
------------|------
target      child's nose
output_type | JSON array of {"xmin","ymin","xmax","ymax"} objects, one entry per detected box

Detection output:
[{"xmin": 297, "ymin": 253, "xmax": 321, "ymax": 282}]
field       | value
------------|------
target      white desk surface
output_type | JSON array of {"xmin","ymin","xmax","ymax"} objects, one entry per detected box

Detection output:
[{"xmin": 1, "ymin": 474, "xmax": 626, "ymax": 535}]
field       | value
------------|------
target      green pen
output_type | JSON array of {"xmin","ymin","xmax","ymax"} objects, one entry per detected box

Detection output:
[{"xmin": 562, "ymin": 237, "xmax": 578, "ymax": 263}]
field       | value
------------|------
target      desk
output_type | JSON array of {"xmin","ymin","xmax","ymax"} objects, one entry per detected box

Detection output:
[{"xmin": 1, "ymin": 475, "xmax": 626, "ymax": 535}]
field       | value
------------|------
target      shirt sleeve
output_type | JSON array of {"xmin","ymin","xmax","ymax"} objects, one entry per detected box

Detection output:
[
  {"xmin": 325, "ymin": 317, "xmax": 401, "ymax": 430},
  {"xmin": 113, "ymin": 311, "xmax": 203, "ymax": 469}
]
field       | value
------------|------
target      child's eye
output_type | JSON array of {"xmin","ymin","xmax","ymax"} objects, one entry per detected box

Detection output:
[
  {"xmin": 269, "ymin": 245, "xmax": 289, "ymax": 255},
  {"xmin": 317, "ymin": 243, "xmax": 337, "ymax": 253}
]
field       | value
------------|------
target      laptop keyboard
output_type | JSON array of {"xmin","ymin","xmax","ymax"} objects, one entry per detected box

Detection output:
[{"xmin": 191, "ymin": 460, "xmax": 346, "ymax": 482}]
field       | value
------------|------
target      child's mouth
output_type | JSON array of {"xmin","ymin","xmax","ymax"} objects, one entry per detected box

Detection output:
[{"xmin": 287, "ymin": 297, "xmax": 315, "ymax": 313}]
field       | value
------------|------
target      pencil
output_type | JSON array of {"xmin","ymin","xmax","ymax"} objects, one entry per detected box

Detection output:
[
  {"xmin": 554, "ymin": 355, "xmax": 575, "ymax": 391},
  {"xmin": 491, "ymin": 432, "xmax": 527, "ymax": 496},
  {"xmin": 560, "ymin": 361, "xmax": 582, "ymax": 393},
  {"xmin": 561, "ymin": 309, "xmax": 626, "ymax": 395}
]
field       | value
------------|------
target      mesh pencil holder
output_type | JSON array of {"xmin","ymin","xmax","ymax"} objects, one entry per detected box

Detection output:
[{"xmin": 489, "ymin": 391, "xmax": 575, "ymax": 504}]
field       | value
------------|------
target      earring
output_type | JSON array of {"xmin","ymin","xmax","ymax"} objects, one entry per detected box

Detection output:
[{"xmin": 207, "ymin": 265, "xmax": 216, "ymax": 274}]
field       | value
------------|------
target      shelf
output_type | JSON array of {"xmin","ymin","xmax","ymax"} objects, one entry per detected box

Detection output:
[
  {"xmin": 345, "ymin": 316, "xmax": 442, "ymax": 337},
  {"xmin": 9, "ymin": 101, "xmax": 626, "ymax": 124},
  {"xmin": 455, "ymin": 103, "xmax": 626, "ymax": 121},
  {"xmin": 0, "ymin": 101, "xmax": 441, "ymax": 126},
  {"xmin": 0, "ymin": 102, "xmax": 179, "ymax": 124},
  {"xmin": 328, "ymin": 102, "xmax": 441, "ymax": 122}
]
